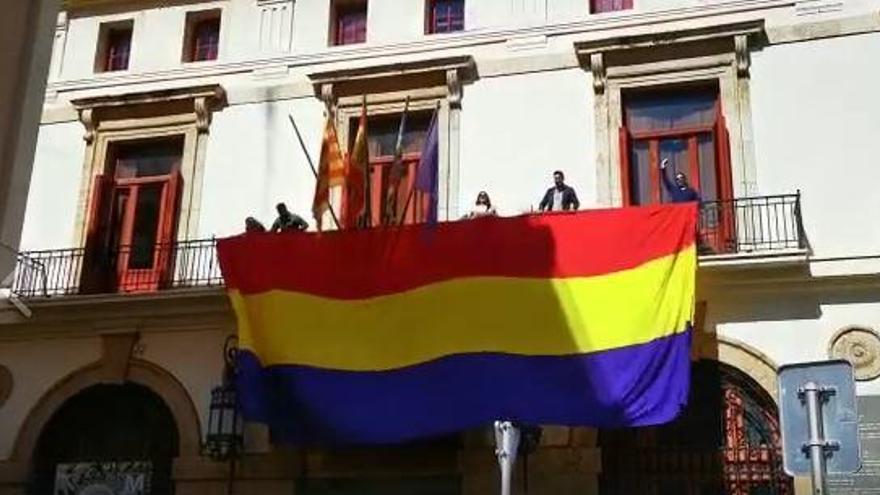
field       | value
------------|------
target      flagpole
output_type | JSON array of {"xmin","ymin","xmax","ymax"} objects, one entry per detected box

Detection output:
[
  {"xmin": 361, "ymin": 95, "xmax": 372, "ymax": 229},
  {"xmin": 494, "ymin": 421, "xmax": 521, "ymax": 495},
  {"xmin": 287, "ymin": 113, "xmax": 341, "ymax": 230},
  {"xmin": 399, "ymin": 102, "xmax": 440, "ymax": 225},
  {"xmin": 384, "ymin": 96, "xmax": 410, "ymax": 225}
]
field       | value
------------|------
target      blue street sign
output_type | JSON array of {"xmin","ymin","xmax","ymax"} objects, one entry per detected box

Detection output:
[{"xmin": 778, "ymin": 360, "xmax": 861, "ymax": 477}]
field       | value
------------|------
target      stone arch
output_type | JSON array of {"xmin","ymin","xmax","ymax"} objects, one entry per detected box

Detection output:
[
  {"xmin": 11, "ymin": 358, "xmax": 201, "ymax": 462},
  {"xmin": 715, "ymin": 335, "xmax": 780, "ymax": 404},
  {"xmin": 599, "ymin": 359, "xmax": 792, "ymax": 494}
]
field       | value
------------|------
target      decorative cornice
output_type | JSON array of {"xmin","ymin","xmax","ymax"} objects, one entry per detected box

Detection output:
[
  {"xmin": 47, "ymin": 1, "xmax": 796, "ymax": 98},
  {"xmin": 70, "ymin": 84, "xmax": 225, "ymax": 111},
  {"xmin": 575, "ymin": 20, "xmax": 766, "ymax": 57},
  {"xmin": 70, "ymin": 84, "xmax": 226, "ymax": 137},
  {"xmin": 308, "ymin": 55, "xmax": 476, "ymax": 95}
]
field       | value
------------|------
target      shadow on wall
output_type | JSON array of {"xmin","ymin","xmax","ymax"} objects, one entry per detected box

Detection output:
[
  {"xmin": 232, "ymin": 209, "xmax": 690, "ymax": 447},
  {"xmin": 705, "ymin": 267, "xmax": 880, "ymax": 326}
]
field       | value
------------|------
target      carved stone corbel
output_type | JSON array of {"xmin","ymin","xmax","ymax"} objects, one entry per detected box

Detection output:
[
  {"xmin": 320, "ymin": 83, "xmax": 336, "ymax": 110},
  {"xmin": 734, "ymin": 34, "xmax": 751, "ymax": 78},
  {"xmin": 590, "ymin": 52, "xmax": 606, "ymax": 94},
  {"xmin": 446, "ymin": 69, "xmax": 462, "ymax": 109},
  {"xmin": 99, "ymin": 331, "xmax": 140, "ymax": 384},
  {"xmin": 194, "ymin": 96, "xmax": 211, "ymax": 133},
  {"xmin": 79, "ymin": 108, "xmax": 95, "ymax": 143}
]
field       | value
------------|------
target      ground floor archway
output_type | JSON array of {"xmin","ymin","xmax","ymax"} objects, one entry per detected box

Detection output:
[
  {"xmin": 599, "ymin": 360, "xmax": 793, "ymax": 495},
  {"xmin": 29, "ymin": 382, "xmax": 179, "ymax": 494}
]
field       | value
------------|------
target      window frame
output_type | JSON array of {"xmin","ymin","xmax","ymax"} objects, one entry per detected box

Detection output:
[
  {"xmin": 83, "ymin": 137, "xmax": 185, "ymax": 293},
  {"xmin": 330, "ymin": 0, "xmax": 368, "ymax": 46},
  {"xmin": 590, "ymin": 0, "xmax": 633, "ymax": 14},
  {"xmin": 619, "ymin": 91, "xmax": 732, "ymax": 207},
  {"xmin": 348, "ymin": 111, "xmax": 434, "ymax": 226},
  {"xmin": 182, "ymin": 10, "xmax": 222, "ymax": 63},
  {"xmin": 426, "ymin": 0, "xmax": 465, "ymax": 35},
  {"xmin": 95, "ymin": 20, "xmax": 134, "ymax": 73}
]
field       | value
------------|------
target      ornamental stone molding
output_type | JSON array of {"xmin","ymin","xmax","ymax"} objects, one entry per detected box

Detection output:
[
  {"xmin": 575, "ymin": 20, "xmax": 765, "ymax": 94},
  {"xmin": 0, "ymin": 364, "xmax": 12, "ymax": 408},
  {"xmin": 309, "ymin": 55, "xmax": 476, "ymax": 107},
  {"xmin": 829, "ymin": 326, "xmax": 880, "ymax": 381},
  {"xmin": 72, "ymin": 84, "xmax": 227, "ymax": 141},
  {"xmin": 589, "ymin": 52, "xmax": 605, "ymax": 95}
]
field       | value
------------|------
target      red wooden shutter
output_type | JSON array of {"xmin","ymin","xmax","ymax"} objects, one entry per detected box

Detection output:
[
  {"xmin": 156, "ymin": 171, "xmax": 183, "ymax": 287},
  {"xmin": 159, "ymin": 171, "xmax": 183, "ymax": 244},
  {"xmin": 715, "ymin": 113, "xmax": 734, "ymax": 201},
  {"xmin": 81, "ymin": 174, "xmax": 112, "ymax": 293},
  {"xmin": 715, "ymin": 112, "xmax": 735, "ymax": 253},
  {"xmin": 619, "ymin": 127, "xmax": 631, "ymax": 206}
]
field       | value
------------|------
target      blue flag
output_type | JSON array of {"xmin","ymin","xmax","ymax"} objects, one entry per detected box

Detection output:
[{"xmin": 414, "ymin": 108, "xmax": 439, "ymax": 224}]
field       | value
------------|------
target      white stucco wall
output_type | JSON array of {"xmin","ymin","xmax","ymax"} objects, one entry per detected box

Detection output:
[
  {"xmin": 715, "ymin": 297, "xmax": 880, "ymax": 396},
  {"xmin": 459, "ymin": 67, "xmax": 595, "ymax": 216},
  {"xmin": 750, "ymin": 33, "xmax": 880, "ymax": 272},
  {"xmin": 140, "ymin": 329, "xmax": 227, "ymax": 440},
  {"xmin": 18, "ymin": 122, "xmax": 85, "ymax": 251},
  {"xmin": 0, "ymin": 336, "xmax": 101, "ymax": 460},
  {"xmin": 198, "ymin": 97, "xmax": 324, "ymax": 238}
]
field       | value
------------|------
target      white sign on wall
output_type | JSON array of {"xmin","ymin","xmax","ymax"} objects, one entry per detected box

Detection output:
[{"xmin": 54, "ymin": 461, "xmax": 152, "ymax": 495}]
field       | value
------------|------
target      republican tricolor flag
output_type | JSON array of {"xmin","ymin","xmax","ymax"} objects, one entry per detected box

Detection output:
[{"xmin": 218, "ymin": 204, "xmax": 697, "ymax": 445}]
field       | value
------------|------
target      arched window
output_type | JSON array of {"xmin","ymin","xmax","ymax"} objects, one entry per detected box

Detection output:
[
  {"xmin": 30, "ymin": 383, "xmax": 179, "ymax": 494},
  {"xmin": 600, "ymin": 361, "xmax": 793, "ymax": 495}
]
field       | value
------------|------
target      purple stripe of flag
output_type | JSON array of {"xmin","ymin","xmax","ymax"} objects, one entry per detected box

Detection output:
[{"xmin": 415, "ymin": 109, "xmax": 439, "ymax": 224}]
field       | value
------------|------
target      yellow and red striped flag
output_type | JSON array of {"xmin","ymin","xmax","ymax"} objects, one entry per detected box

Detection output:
[
  {"xmin": 342, "ymin": 98, "xmax": 369, "ymax": 229},
  {"xmin": 312, "ymin": 114, "xmax": 345, "ymax": 231}
]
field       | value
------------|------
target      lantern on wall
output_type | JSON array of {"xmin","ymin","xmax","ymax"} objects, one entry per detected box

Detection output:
[{"xmin": 204, "ymin": 335, "xmax": 244, "ymax": 461}]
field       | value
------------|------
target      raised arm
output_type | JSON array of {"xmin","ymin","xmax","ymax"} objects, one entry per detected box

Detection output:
[{"xmin": 660, "ymin": 159, "xmax": 675, "ymax": 195}]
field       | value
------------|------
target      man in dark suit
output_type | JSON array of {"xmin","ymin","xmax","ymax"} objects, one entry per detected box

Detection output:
[{"xmin": 539, "ymin": 170, "xmax": 580, "ymax": 212}]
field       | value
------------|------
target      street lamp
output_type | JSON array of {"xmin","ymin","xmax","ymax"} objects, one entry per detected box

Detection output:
[{"xmin": 204, "ymin": 335, "xmax": 243, "ymax": 461}]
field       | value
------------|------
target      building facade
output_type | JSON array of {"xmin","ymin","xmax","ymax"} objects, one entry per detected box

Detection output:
[{"xmin": 2, "ymin": 0, "xmax": 880, "ymax": 493}]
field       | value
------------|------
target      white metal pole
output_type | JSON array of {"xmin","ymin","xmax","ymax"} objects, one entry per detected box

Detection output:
[
  {"xmin": 802, "ymin": 381, "xmax": 828, "ymax": 495},
  {"xmin": 494, "ymin": 421, "xmax": 521, "ymax": 495}
]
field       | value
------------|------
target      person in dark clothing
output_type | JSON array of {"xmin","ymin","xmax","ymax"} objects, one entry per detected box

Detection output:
[
  {"xmin": 538, "ymin": 170, "xmax": 580, "ymax": 212},
  {"xmin": 244, "ymin": 216, "xmax": 266, "ymax": 233},
  {"xmin": 271, "ymin": 202, "xmax": 309, "ymax": 232},
  {"xmin": 660, "ymin": 159, "xmax": 701, "ymax": 203}
]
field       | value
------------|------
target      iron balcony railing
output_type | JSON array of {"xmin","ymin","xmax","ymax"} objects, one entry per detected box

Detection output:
[
  {"xmin": 698, "ymin": 193, "xmax": 805, "ymax": 256},
  {"xmin": 11, "ymin": 238, "xmax": 223, "ymax": 298},
  {"xmin": 8, "ymin": 194, "xmax": 805, "ymax": 299}
]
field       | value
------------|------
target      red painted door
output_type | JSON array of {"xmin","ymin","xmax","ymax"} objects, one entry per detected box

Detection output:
[{"xmin": 112, "ymin": 173, "xmax": 181, "ymax": 292}]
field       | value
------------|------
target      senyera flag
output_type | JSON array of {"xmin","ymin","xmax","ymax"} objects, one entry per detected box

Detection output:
[{"xmin": 217, "ymin": 203, "xmax": 697, "ymax": 445}]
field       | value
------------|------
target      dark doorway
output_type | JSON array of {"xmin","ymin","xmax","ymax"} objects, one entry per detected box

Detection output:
[
  {"xmin": 599, "ymin": 361, "xmax": 793, "ymax": 495},
  {"xmin": 30, "ymin": 383, "xmax": 179, "ymax": 494}
]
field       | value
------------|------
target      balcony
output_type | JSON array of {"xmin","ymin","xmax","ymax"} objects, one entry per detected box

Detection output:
[
  {"xmin": 698, "ymin": 193, "xmax": 806, "ymax": 262},
  {"xmin": 10, "ymin": 238, "xmax": 223, "ymax": 298},
  {"xmin": 7, "ymin": 194, "xmax": 805, "ymax": 299}
]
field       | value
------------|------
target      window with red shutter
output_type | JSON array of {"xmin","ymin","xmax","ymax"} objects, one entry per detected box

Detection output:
[
  {"xmin": 349, "ymin": 111, "xmax": 433, "ymax": 225},
  {"xmin": 427, "ymin": 0, "xmax": 465, "ymax": 34},
  {"xmin": 96, "ymin": 22, "xmax": 133, "ymax": 73},
  {"xmin": 331, "ymin": 0, "xmax": 367, "ymax": 46},
  {"xmin": 590, "ymin": 0, "xmax": 633, "ymax": 14},
  {"xmin": 619, "ymin": 86, "xmax": 736, "ymax": 253},
  {"xmin": 83, "ymin": 137, "xmax": 185, "ymax": 293},
  {"xmin": 184, "ymin": 10, "xmax": 221, "ymax": 62}
]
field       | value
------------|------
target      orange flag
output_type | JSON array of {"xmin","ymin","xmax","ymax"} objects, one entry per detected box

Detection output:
[
  {"xmin": 342, "ymin": 99, "xmax": 369, "ymax": 228},
  {"xmin": 312, "ymin": 115, "xmax": 345, "ymax": 231}
]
